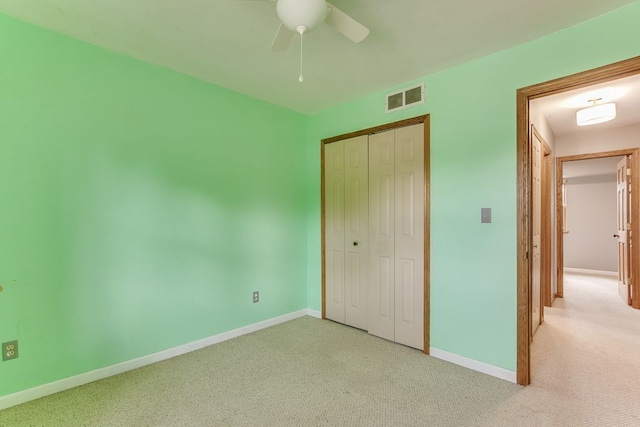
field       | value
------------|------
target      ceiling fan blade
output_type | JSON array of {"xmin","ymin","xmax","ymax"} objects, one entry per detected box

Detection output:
[
  {"xmin": 325, "ymin": 2, "xmax": 369, "ymax": 43},
  {"xmin": 271, "ymin": 23, "xmax": 294, "ymax": 51}
]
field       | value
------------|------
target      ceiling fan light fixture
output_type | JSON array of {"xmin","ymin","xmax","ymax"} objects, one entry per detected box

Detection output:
[
  {"xmin": 576, "ymin": 100, "xmax": 616, "ymax": 126},
  {"xmin": 276, "ymin": 0, "xmax": 328, "ymax": 33}
]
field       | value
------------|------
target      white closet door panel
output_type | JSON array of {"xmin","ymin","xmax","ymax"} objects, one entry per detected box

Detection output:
[
  {"xmin": 368, "ymin": 130, "xmax": 395, "ymax": 341},
  {"xmin": 344, "ymin": 136, "xmax": 369, "ymax": 330},
  {"xmin": 325, "ymin": 142, "xmax": 346, "ymax": 323},
  {"xmin": 393, "ymin": 124, "xmax": 424, "ymax": 350}
]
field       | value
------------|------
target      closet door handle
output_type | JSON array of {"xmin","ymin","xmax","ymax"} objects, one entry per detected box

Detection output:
[{"xmin": 353, "ymin": 241, "xmax": 359, "ymax": 246}]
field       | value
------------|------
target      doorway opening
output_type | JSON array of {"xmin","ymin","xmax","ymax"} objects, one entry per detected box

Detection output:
[
  {"xmin": 516, "ymin": 55, "xmax": 640, "ymax": 385},
  {"xmin": 556, "ymin": 151, "xmax": 639, "ymax": 303}
]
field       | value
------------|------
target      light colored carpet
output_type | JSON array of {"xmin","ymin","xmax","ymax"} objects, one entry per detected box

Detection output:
[
  {"xmin": 1, "ymin": 272, "xmax": 639, "ymax": 426},
  {"xmin": 526, "ymin": 272, "xmax": 640, "ymax": 426}
]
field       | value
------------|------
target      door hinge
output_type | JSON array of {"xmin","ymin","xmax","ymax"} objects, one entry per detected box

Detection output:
[{"xmin": 627, "ymin": 168, "xmax": 632, "ymax": 176}]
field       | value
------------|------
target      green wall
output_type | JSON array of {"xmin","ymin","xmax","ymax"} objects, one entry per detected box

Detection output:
[
  {"xmin": 306, "ymin": 1, "xmax": 640, "ymax": 371},
  {"xmin": 0, "ymin": 15, "xmax": 307, "ymax": 397}
]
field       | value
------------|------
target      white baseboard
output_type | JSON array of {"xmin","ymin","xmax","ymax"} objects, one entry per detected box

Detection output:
[
  {"xmin": 306, "ymin": 309, "xmax": 322, "ymax": 319},
  {"xmin": 564, "ymin": 267, "xmax": 617, "ymax": 277},
  {"xmin": 429, "ymin": 347, "xmax": 517, "ymax": 383},
  {"xmin": 0, "ymin": 309, "xmax": 310, "ymax": 411}
]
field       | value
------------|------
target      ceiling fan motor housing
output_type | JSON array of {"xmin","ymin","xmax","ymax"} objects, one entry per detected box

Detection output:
[{"xmin": 276, "ymin": 0, "xmax": 328, "ymax": 33}]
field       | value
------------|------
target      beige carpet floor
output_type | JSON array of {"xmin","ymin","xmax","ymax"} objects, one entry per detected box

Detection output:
[{"xmin": 1, "ymin": 272, "xmax": 639, "ymax": 426}]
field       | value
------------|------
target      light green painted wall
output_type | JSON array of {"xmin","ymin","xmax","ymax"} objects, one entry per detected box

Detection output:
[
  {"xmin": 306, "ymin": 2, "xmax": 640, "ymax": 371},
  {"xmin": 0, "ymin": 15, "xmax": 307, "ymax": 397}
]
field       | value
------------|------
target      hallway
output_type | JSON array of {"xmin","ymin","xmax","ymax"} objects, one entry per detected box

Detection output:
[{"xmin": 530, "ymin": 271, "xmax": 640, "ymax": 423}]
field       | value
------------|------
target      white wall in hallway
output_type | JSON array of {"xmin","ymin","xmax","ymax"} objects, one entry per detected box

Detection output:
[
  {"xmin": 563, "ymin": 175, "xmax": 617, "ymax": 272},
  {"xmin": 555, "ymin": 123, "xmax": 640, "ymax": 157},
  {"xmin": 530, "ymin": 108, "xmax": 556, "ymax": 152}
]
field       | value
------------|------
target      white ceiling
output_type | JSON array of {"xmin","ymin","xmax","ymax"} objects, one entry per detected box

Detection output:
[
  {"xmin": 532, "ymin": 73, "xmax": 640, "ymax": 138},
  {"xmin": 0, "ymin": 0, "xmax": 635, "ymax": 114},
  {"xmin": 534, "ymin": 73, "xmax": 640, "ymax": 180}
]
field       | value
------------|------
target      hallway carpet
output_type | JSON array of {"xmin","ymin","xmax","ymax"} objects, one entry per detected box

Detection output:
[{"xmin": 1, "ymin": 272, "xmax": 639, "ymax": 426}]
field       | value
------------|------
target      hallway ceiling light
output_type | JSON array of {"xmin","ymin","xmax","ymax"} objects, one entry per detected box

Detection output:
[
  {"xmin": 576, "ymin": 98, "xmax": 616, "ymax": 126},
  {"xmin": 561, "ymin": 87, "xmax": 628, "ymax": 109}
]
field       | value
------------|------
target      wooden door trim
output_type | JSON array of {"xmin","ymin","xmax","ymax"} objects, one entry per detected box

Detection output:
[
  {"xmin": 320, "ymin": 141, "xmax": 327, "ymax": 319},
  {"xmin": 555, "ymin": 158, "xmax": 565, "ymax": 299},
  {"xmin": 630, "ymin": 151, "xmax": 640, "ymax": 309},
  {"xmin": 320, "ymin": 114, "xmax": 431, "ymax": 354},
  {"xmin": 517, "ymin": 55, "xmax": 640, "ymax": 385},
  {"xmin": 423, "ymin": 115, "xmax": 431, "ymax": 354},
  {"xmin": 557, "ymin": 149, "xmax": 639, "ymax": 162},
  {"xmin": 321, "ymin": 115, "xmax": 428, "ymax": 145}
]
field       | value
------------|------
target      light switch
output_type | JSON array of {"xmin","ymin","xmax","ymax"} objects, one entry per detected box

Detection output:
[{"xmin": 481, "ymin": 208, "xmax": 492, "ymax": 223}]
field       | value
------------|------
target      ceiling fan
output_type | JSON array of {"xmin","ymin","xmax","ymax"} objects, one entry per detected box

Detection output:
[
  {"xmin": 252, "ymin": 0, "xmax": 370, "ymax": 51},
  {"xmin": 245, "ymin": 0, "xmax": 369, "ymax": 81}
]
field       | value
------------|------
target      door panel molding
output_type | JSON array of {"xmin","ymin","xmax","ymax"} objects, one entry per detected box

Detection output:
[
  {"xmin": 321, "ymin": 114, "xmax": 430, "ymax": 354},
  {"xmin": 517, "ymin": 55, "xmax": 640, "ymax": 385},
  {"xmin": 630, "ymin": 150, "xmax": 640, "ymax": 309}
]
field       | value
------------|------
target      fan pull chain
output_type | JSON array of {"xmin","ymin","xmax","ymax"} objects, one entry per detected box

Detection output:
[{"xmin": 299, "ymin": 30, "xmax": 304, "ymax": 83}]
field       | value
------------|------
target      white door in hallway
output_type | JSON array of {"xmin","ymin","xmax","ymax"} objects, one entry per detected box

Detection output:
[
  {"xmin": 616, "ymin": 156, "xmax": 631, "ymax": 305},
  {"xmin": 325, "ymin": 136, "xmax": 369, "ymax": 329}
]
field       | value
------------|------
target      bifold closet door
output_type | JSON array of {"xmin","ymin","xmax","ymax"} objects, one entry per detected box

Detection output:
[
  {"xmin": 393, "ymin": 124, "xmax": 425, "ymax": 349},
  {"xmin": 368, "ymin": 124, "xmax": 424, "ymax": 350},
  {"xmin": 368, "ymin": 130, "xmax": 396, "ymax": 341},
  {"xmin": 325, "ymin": 135, "xmax": 369, "ymax": 330}
]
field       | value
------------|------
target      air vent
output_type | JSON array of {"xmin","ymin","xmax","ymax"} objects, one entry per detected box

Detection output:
[{"xmin": 385, "ymin": 83, "xmax": 425, "ymax": 113}]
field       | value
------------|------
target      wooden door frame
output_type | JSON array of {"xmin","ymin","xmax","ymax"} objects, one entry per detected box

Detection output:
[
  {"xmin": 555, "ymin": 149, "xmax": 640, "ymax": 300},
  {"xmin": 530, "ymin": 125, "xmax": 553, "ymax": 320},
  {"xmin": 517, "ymin": 55, "xmax": 640, "ymax": 385},
  {"xmin": 320, "ymin": 114, "xmax": 431, "ymax": 354},
  {"xmin": 541, "ymin": 135, "xmax": 553, "ymax": 309}
]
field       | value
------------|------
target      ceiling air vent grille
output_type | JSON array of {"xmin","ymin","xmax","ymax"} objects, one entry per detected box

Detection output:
[{"xmin": 386, "ymin": 83, "xmax": 425, "ymax": 113}]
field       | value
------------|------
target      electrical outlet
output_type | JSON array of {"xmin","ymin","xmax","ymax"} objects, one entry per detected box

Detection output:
[
  {"xmin": 2, "ymin": 340, "xmax": 18, "ymax": 361},
  {"xmin": 253, "ymin": 291, "xmax": 259, "ymax": 303}
]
